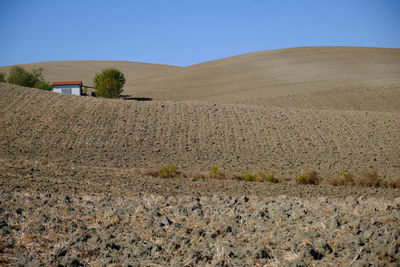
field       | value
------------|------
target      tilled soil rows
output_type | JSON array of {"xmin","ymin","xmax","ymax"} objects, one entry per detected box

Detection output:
[
  {"xmin": 1, "ymin": 84, "xmax": 400, "ymax": 179},
  {"xmin": 1, "ymin": 83, "xmax": 400, "ymax": 266}
]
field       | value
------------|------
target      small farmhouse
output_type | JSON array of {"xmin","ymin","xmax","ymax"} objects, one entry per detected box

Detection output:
[{"xmin": 52, "ymin": 81, "xmax": 82, "ymax": 96}]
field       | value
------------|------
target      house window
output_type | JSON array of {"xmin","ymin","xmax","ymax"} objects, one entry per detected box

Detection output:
[{"xmin": 61, "ymin": 88, "xmax": 72, "ymax": 94}]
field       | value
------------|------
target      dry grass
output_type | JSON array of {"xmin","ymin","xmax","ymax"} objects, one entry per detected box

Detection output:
[
  {"xmin": 209, "ymin": 166, "xmax": 227, "ymax": 179},
  {"xmin": 157, "ymin": 165, "xmax": 180, "ymax": 178},
  {"xmin": 239, "ymin": 170, "xmax": 257, "ymax": 182},
  {"xmin": 295, "ymin": 171, "xmax": 320, "ymax": 185},
  {"xmin": 323, "ymin": 172, "xmax": 356, "ymax": 186},
  {"xmin": 323, "ymin": 171, "xmax": 400, "ymax": 188},
  {"xmin": 144, "ymin": 165, "xmax": 183, "ymax": 178},
  {"xmin": 144, "ymin": 166, "xmax": 399, "ymax": 188},
  {"xmin": 256, "ymin": 171, "xmax": 280, "ymax": 183}
]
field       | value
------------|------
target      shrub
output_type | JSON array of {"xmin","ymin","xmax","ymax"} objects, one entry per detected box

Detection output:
[
  {"xmin": 0, "ymin": 72, "xmax": 5, "ymax": 82},
  {"xmin": 7, "ymin": 66, "xmax": 43, "ymax": 87},
  {"xmin": 265, "ymin": 174, "xmax": 279, "ymax": 183},
  {"xmin": 325, "ymin": 171, "xmax": 392, "ymax": 187},
  {"xmin": 158, "ymin": 165, "xmax": 180, "ymax": 178},
  {"xmin": 239, "ymin": 170, "xmax": 257, "ymax": 182},
  {"xmin": 324, "ymin": 171, "xmax": 355, "ymax": 186},
  {"xmin": 209, "ymin": 166, "xmax": 225, "ymax": 178},
  {"xmin": 357, "ymin": 171, "xmax": 385, "ymax": 187},
  {"xmin": 34, "ymin": 80, "xmax": 52, "ymax": 91},
  {"xmin": 295, "ymin": 171, "xmax": 319, "ymax": 185},
  {"xmin": 255, "ymin": 170, "xmax": 266, "ymax": 181},
  {"xmin": 255, "ymin": 170, "xmax": 280, "ymax": 183},
  {"xmin": 94, "ymin": 68, "xmax": 125, "ymax": 98}
]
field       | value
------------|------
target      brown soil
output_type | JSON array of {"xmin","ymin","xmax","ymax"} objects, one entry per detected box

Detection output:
[
  {"xmin": 1, "ymin": 47, "xmax": 399, "ymax": 112},
  {"xmin": 1, "ymin": 83, "xmax": 399, "ymax": 180},
  {"xmin": 127, "ymin": 47, "xmax": 400, "ymax": 111},
  {"xmin": 1, "ymin": 159, "xmax": 399, "ymax": 266},
  {"xmin": 2, "ymin": 158, "xmax": 399, "ymax": 200},
  {"xmin": 1, "ymin": 47, "xmax": 400, "ymax": 266}
]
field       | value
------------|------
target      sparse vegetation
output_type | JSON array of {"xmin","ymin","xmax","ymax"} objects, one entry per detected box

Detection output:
[
  {"xmin": 239, "ymin": 170, "xmax": 257, "ymax": 182},
  {"xmin": 324, "ymin": 171, "xmax": 355, "ymax": 186},
  {"xmin": 358, "ymin": 171, "xmax": 386, "ymax": 187},
  {"xmin": 323, "ymin": 171, "xmax": 399, "ymax": 188},
  {"xmin": 209, "ymin": 166, "xmax": 225, "ymax": 179},
  {"xmin": 255, "ymin": 170, "xmax": 266, "ymax": 181},
  {"xmin": 94, "ymin": 68, "xmax": 125, "ymax": 98},
  {"xmin": 34, "ymin": 80, "xmax": 52, "ymax": 91},
  {"xmin": 158, "ymin": 165, "xmax": 180, "ymax": 178},
  {"xmin": 295, "ymin": 171, "xmax": 319, "ymax": 185},
  {"xmin": 256, "ymin": 171, "xmax": 280, "ymax": 183},
  {"xmin": 132, "ymin": 165, "xmax": 400, "ymax": 188},
  {"xmin": 0, "ymin": 72, "xmax": 5, "ymax": 82},
  {"xmin": 7, "ymin": 66, "xmax": 44, "ymax": 87}
]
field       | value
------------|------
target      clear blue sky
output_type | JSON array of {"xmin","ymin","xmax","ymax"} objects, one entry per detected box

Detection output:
[{"xmin": 0, "ymin": 0, "xmax": 399, "ymax": 67}]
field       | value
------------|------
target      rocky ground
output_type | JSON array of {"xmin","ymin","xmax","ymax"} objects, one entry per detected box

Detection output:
[{"xmin": 1, "ymin": 159, "xmax": 400, "ymax": 266}]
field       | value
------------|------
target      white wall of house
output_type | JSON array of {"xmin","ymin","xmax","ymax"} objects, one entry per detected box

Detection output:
[{"xmin": 53, "ymin": 85, "xmax": 81, "ymax": 96}]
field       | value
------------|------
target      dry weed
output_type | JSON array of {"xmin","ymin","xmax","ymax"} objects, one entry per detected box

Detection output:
[
  {"xmin": 209, "ymin": 166, "xmax": 226, "ymax": 179},
  {"xmin": 295, "ymin": 171, "xmax": 319, "ymax": 185},
  {"xmin": 323, "ymin": 170, "xmax": 399, "ymax": 188}
]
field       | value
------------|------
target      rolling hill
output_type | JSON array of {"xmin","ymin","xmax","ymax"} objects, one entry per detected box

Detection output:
[
  {"xmin": 0, "ymin": 60, "xmax": 180, "ymax": 92},
  {"xmin": 1, "ymin": 47, "xmax": 400, "ymax": 178},
  {"xmin": 1, "ymin": 47, "xmax": 399, "ymax": 112},
  {"xmin": 127, "ymin": 47, "xmax": 400, "ymax": 111}
]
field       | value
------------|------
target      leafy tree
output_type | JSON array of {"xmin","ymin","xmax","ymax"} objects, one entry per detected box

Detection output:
[
  {"xmin": 7, "ymin": 66, "xmax": 43, "ymax": 87},
  {"xmin": 94, "ymin": 68, "xmax": 125, "ymax": 98},
  {"xmin": 0, "ymin": 72, "xmax": 5, "ymax": 82},
  {"xmin": 34, "ymin": 80, "xmax": 52, "ymax": 91}
]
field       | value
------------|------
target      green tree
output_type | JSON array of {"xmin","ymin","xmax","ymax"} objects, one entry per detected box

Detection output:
[
  {"xmin": 7, "ymin": 66, "xmax": 43, "ymax": 87},
  {"xmin": 0, "ymin": 72, "xmax": 6, "ymax": 83},
  {"xmin": 94, "ymin": 68, "xmax": 125, "ymax": 98},
  {"xmin": 34, "ymin": 80, "xmax": 52, "ymax": 91},
  {"xmin": 0, "ymin": 72, "xmax": 5, "ymax": 82}
]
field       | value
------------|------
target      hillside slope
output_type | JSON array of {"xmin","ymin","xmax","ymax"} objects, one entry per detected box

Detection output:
[
  {"xmin": 128, "ymin": 47, "xmax": 400, "ymax": 111},
  {"xmin": 1, "ymin": 47, "xmax": 399, "ymax": 111},
  {"xmin": 0, "ymin": 60, "xmax": 180, "ymax": 91},
  {"xmin": 1, "ymin": 83, "xmax": 399, "ymax": 179}
]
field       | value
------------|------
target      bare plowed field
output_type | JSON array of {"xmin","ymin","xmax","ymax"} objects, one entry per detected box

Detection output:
[
  {"xmin": 1, "ymin": 47, "xmax": 400, "ymax": 266},
  {"xmin": 127, "ymin": 47, "xmax": 400, "ymax": 110},
  {"xmin": 2, "ymin": 47, "xmax": 399, "ymax": 112},
  {"xmin": 1, "ymin": 83, "xmax": 399, "ymax": 179}
]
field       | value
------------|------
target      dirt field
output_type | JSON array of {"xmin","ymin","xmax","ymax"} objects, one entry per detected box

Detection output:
[
  {"xmin": 1, "ymin": 83, "xmax": 399, "ymax": 180},
  {"xmin": 1, "ymin": 46, "xmax": 400, "ymax": 266},
  {"xmin": 1, "ymin": 47, "xmax": 399, "ymax": 111},
  {"xmin": 1, "ymin": 159, "xmax": 399, "ymax": 266},
  {"xmin": 126, "ymin": 47, "xmax": 400, "ymax": 109}
]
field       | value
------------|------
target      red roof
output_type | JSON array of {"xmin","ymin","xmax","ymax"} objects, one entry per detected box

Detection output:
[{"xmin": 52, "ymin": 81, "xmax": 82, "ymax": 86}]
